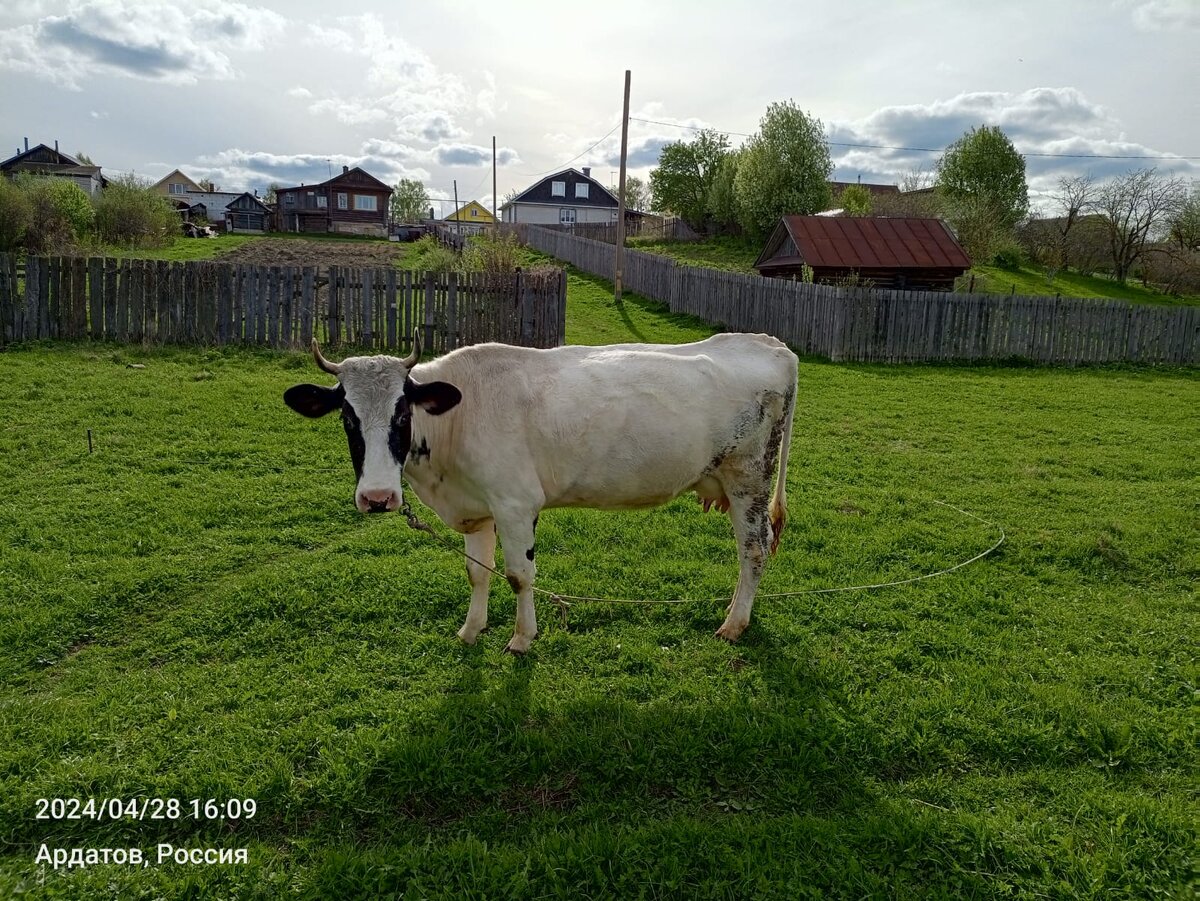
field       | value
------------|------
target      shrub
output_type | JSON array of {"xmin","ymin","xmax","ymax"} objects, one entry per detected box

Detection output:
[
  {"xmin": 0, "ymin": 177, "xmax": 32, "ymax": 253},
  {"xmin": 93, "ymin": 174, "xmax": 178, "ymax": 248},
  {"xmin": 23, "ymin": 177, "xmax": 94, "ymax": 253},
  {"xmin": 991, "ymin": 240, "xmax": 1025, "ymax": 270},
  {"xmin": 462, "ymin": 233, "xmax": 522, "ymax": 275}
]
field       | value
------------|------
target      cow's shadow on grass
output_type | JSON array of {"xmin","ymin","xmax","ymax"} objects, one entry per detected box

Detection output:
[{"xmin": 328, "ymin": 630, "xmax": 877, "ymax": 841}]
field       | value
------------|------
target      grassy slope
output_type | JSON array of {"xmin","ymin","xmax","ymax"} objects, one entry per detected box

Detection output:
[{"xmin": 0, "ymin": 314, "xmax": 1196, "ymax": 895}]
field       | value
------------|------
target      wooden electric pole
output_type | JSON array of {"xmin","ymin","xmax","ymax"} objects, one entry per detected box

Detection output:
[
  {"xmin": 492, "ymin": 136, "xmax": 498, "ymax": 239},
  {"xmin": 614, "ymin": 69, "xmax": 631, "ymax": 302}
]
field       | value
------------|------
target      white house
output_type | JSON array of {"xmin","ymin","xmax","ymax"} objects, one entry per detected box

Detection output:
[{"xmin": 501, "ymin": 167, "xmax": 619, "ymax": 226}]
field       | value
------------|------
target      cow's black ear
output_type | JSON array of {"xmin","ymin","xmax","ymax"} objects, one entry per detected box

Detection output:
[
  {"xmin": 405, "ymin": 379, "xmax": 461, "ymax": 416},
  {"xmin": 284, "ymin": 383, "xmax": 344, "ymax": 418}
]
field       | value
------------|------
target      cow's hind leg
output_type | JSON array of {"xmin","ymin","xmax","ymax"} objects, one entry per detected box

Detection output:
[
  {"xmin": 495, "ymin": 511, "xmax": 540, "ymax": 654},
  {"xmin": 457, "ymin": 520, "xmax": 496, "ymax": 645},
  {"xmin": 716, "ymin": 488, "xmax": 771, "ymax": 643}
]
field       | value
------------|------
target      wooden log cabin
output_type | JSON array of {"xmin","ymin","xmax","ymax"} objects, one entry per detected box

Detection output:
[{"xmin": 274, "ymin": 166, "xmax": 392, "ymax": 237}]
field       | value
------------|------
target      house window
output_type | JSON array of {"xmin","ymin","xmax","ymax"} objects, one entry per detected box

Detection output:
[
  {"xmin": 575, "ymin": 183, "xmax": 589, "ymax": 199},
  {"xmin": 169, "ymin": 183, "xmax": 186, "ymax": 195},
  {"xmin": 551, "ymin": 181, "xmax": 566, "ymax": 197},
  {"xmin": 354, "ymin": 195, "xmax": 377, "ymax": 211},
  {"xmin": 470, "ymin": 208, "xmax": 478, "ymax": 217},
  {"xmin": 317, "ymin": 195, "xmax": 327, "ymax": 208},
  {"xmin": 559, "ymin": 208, "xmax": 576, "ymax": 225},
  {"xmin": 283, "ymin": 193, "xmax": 295, "ymax": 207},
  {"xmin": 337, "ymin": 192, "xmax": 347, "ymax": 210}
]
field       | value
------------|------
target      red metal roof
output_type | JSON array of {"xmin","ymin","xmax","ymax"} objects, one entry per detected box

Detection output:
[{"xmin": 760, "ymin": 216, "xmax": 972, "ymax": 271}]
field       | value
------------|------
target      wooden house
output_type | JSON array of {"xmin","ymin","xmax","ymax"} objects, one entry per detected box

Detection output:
[
  {"xmin": 444, "ymin": 199, "xmax": 495, "ymax": 234},
  {"xmin": 501, "ymin": 167, "xmax": 619, "ymax": 226},
  {"xmin": 274, "ymin": 166, "xmax": 392, "ymax": 237},
  {"xmin": 1, "ymin": 141, "xmax": 104, "ymax": 197},
  {"xmin": 754, "ymin": 215, "xmax": 972, "ymax": 290}
]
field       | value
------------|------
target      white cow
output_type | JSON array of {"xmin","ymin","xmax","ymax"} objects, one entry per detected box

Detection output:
[{"xmin": 284, "ymin": 333, "xmax": 798, "ymax": 653}]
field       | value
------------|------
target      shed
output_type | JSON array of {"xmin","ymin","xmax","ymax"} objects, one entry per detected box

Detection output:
[
  {"xmin": 754, "ymin": 216, "xmax": 971, "ymax": 290},
  {"xmin": 225, "ymin": 193, "xmax": 270, "ymax": 233}
]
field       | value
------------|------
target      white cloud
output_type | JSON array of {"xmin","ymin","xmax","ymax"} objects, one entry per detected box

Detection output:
[
  {"xmin": 1118, "ymin": 0, "xmax": 1200, "ymax": 31},
  {"xmin": 0, "ymin": 0, "xmax": 285, "ymax": 89}
]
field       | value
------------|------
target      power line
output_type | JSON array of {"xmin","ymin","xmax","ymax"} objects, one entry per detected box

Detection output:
[
  {"xmin": 628, "ymin": 115, "xmax": 1200, "ymax": 161},
  {"xmin": 512, "ymin": 122, "xmax": 622, "ymax": 178}
]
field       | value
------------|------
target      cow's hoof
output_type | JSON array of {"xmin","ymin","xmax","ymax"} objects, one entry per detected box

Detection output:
[
  {"xmin": 457, "ymin": 623, "xmax": 486, "ymax": 645},
  {"xmin": 504, "ymin": 633, "xmax": 536, "ymax": 655},
  {"xmin": 715, "ymin": 620, "xmax": 747, "ymax": 643}
]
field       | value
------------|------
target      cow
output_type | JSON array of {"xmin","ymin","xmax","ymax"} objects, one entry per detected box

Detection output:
[{"xmin": 283, "ymin": 332, "xmax": 798, "ymax": 653}]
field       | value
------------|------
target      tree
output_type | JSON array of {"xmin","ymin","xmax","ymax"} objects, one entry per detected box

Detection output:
[
  {"xmin": 391, "ymin": 178, "xmax": 430, "ymax": 223},
  {"xmin": 839, "ymin": 184, "xmax": 872, "ymax": 216},
  {"xmin": 1167, "ymin": 181, "xmax": 1200, "ymax": 251},
  {"xmin": 74, "ymin": 151, "xmax": 95, "ymax": 165},
  {"xmin": 873, "ymin": 166, "xmax": 943, "ymax": 218},
  {"xmin": 198, "ymin": 178, "xmax": 217, "ymax": 192},
  {"xmin": 705, "ymin": 150, "xmax": 742, "ymax": 233},
  {"xmin": 0, "ymin": 177, "xmax": 32, "ymax": 252},
  {"xmin": 264, "ymin": 183, "xmax": 281, "ymax": 205},
  {"xmin": 649, "ymin": 128, "xmax": 729, "ymax": 230},
  {"xmin": 936, "ymin": 125, "xmax": 1029, "ymax": 231},
  {"xmin": 1094, "ymin": 168, "xmax": 1188, "ymax": 283},
  {"xmin": 733, "ymin": 100, "xmax": 832, "ymax": 239},
  {"xmin": 622, "ymin": 175, "xmax": 650, "ymax": 212},
  {"xmin": 1049, "ymin": 173, "xmax": 1096, "ymax": 270}
]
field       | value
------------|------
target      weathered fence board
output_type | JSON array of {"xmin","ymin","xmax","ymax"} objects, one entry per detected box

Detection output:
[{"xmin": 515, "ymin": 224, "xmax": 1197, "ymax": 366}]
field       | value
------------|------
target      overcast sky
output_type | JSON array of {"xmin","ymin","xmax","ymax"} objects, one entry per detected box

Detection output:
[{"xmin": 1, "ymin": 0, "xmax": 1197, "ymax": 214}]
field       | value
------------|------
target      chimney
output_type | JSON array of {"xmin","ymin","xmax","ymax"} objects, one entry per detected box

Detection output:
[
  {"xmin": 582, "ymin": 167, "xmax": 591, "ymax": 178},
  {"xmin": 24, "ymin": 137, "xmax": 29, "ymax": 152},
  {"xmin": 857, "ymin": 173, "xmax": 861, "ymax": 184},
  {"xmin": 342, "ymin": 165, "xmax": 349, "ymax": 175},
  {"xmin": 55, "ymin": 140, "xmax": 59, "ymax": 154}
]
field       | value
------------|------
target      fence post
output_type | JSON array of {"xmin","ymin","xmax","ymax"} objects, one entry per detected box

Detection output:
[{"xmin": 423, "ymin": 271, "xmax": 436, "ymax": 352}]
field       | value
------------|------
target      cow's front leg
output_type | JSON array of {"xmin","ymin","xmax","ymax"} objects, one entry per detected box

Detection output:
[
  {"xmin": 496, "ymin": 511, "xmax": 540, "ymax": 654},
  {"xmin": 457, "ymin": 520, "xmax": 496, "ymax": 645}
]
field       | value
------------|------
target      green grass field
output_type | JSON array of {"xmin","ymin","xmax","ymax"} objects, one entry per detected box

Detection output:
[{"xmin": 0, "ymin": 281, "xmax": 1196, "ymax": 897}]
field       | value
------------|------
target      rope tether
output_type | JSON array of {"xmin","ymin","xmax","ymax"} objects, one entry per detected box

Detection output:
[{"xmin": 399, "ymin": 496, "xmax": 1006, "ymax": 629}]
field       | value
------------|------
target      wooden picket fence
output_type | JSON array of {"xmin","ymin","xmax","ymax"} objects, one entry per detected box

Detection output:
[
  {"xmin": 514, "ymin": 225, "xmax": 1199, "ymax": 365},
  {"xmin": 0, "ymin": 254, "xmax": 567, "ymax": 353}
]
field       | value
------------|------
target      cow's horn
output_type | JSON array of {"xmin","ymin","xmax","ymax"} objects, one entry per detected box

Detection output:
[
  {"xmin": 401, "ymin": 331, "xmax": 421, "ymax": 369},
  {"xmin": 311, "ymin": 339, "xmax": 341, "ymax": 375}
]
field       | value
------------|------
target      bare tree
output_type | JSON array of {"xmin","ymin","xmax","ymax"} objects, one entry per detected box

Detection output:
[
  {"xmin": 1050, "ymin": 173, "xmax": 1095, "ymax": 270},
  {"xmin": 1094, "ymin": 168, "xmax": 1188, "ymax": 284},
  {"xmin": 874, "ymin": 166, "xmax": 943, "ymax": 218}
]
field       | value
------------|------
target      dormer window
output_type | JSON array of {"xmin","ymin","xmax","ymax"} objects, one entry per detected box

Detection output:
[
  {"xmin": 575, "ymin": 183, "xmax": 589, "ymax": 199},
  {"xmin": 551, "ymin": 180, "xmax": 566, "ymax": 197},
  {"xmin": 169, "ymin": 183, "xmax": 185, "ymax": 195}
]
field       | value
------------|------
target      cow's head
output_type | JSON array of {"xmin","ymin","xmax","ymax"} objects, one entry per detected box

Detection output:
[{"xmin": 283, "ymin": 337, "xmax": 461, "ymax": 513}]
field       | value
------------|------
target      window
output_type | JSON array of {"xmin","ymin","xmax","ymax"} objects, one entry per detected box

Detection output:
[
  {"xmin": 551, "ymin": 180, "xmax": 565, "ymax": 197},
  {"xmin": 317, "ymin": 195, "xmax": 327, "ymax": 209},
  {"xmin": 354, "ymin": 194, "xmax": 377, "ymax": 211},
  {"xmin": 169, "ymin": 183, "xmax": 185, "ymax": 195},
  {"xmin": 283, "ymin": 193, "xmax": 295, "ymax": 206},
  {"xmin": 470, "ymin": 208, "xmax": 478, "ymax": 217},
  {"xmin": 575, "ymin": 182, "xmax": 589, "ymax": 199},
  {"xmin": 337, "ymin": 192, "xmax": 347, "ymax": 210},
  {"xmin": 559, "ymin": 208, "xmax": 576, "ymax": 225}
]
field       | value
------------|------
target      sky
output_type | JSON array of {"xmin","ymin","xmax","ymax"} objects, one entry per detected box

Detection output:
[{"xmin": 1, "ymin": 0, "xmax": 1197, "ymax": 215}]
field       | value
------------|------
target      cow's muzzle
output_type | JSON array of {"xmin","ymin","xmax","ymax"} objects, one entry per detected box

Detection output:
[{"xmin": 358, "ymin": 488, "xmax": 399, "ymax": 514}]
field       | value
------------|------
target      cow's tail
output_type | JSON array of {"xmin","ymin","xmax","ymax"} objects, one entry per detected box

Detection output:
[{"xmin": 768, "ymin": 385, "xmax": 796, "ymax": 556}]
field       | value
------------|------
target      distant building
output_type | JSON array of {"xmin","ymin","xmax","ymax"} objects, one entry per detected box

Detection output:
[
  {"xmin": 754, "ymin": 215, "xmax": 972, "ymax": 290},
  {"xmin": 151, "ymin": 169, "xmax": 205, "ymax": 197},
  {"xmin": 501, "ymin": 167, "xmax": 620, "ymax": 226},
  {"xmin": 0, "ymin": 141, "xmax": 105, "ymax": 197},
  {"xmin": 274, "ymin": 166, "xmax": 392, "ymax": 237}
]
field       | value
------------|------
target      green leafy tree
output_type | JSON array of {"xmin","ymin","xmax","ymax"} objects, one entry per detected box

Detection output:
[
  {"xmin": 1168, "ymin": 181, "xmax": 1200, "ymax": 250},
  {"xmin": 839, "ymin": 183, "xmax": 872, "ymax": 216},
  {"xmin": 734, "ymin": 100, "xmax": 833, "ymax": 238},
  {"xmin": 93, "ymin": 174, "xmax": 178, "ymax": 248},
  {"xmin": 622, "ymin": 175, "xmax": 650, "ymax": 212},
  {"xmin": 10, "ymin": 175, "xmax": 94, "ymax": 253},
  {"xmin": 391, "ymin": 178, "xmax": 430, "ymax": 223},
  {"xmin": 264, "ymin": 183, "xmax": 281, "ymax": 205},
  {"xmin": 706, "ymin": 150, "xmax": 742, "ymax": 233},
  {"xmin": 74, "ymin": 151, "xmax": 95, "ymax": 165},
  {"xmin": 936, "ymin": 125, "xmax": 1029, "ymax": 230},
  {"xmin": 649, "ymin": 129, "xmax": 729, "ymax": 230}
]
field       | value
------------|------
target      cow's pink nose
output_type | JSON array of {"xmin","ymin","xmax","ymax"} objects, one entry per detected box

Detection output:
[{"xmin": 359, "ymin": 489, "xmax": 399, "ymax": 513}]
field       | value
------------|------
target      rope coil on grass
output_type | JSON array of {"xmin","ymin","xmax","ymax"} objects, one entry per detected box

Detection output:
[{"xmin": 401, "ymin": 495, "xmax": 1006, "ymax": 630}]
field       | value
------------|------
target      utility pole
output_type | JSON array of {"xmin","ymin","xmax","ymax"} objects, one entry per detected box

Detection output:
[
  {"xmin": 614, "ymin": 69, "xmax": 631, "ymax": 302},
  {"xmin": 453, "ymin": 179, "xmax": 460, "ymax": 237},
  {"xmin": 492, "ymin": 136, "xmax": 498, "ymax": 239}
]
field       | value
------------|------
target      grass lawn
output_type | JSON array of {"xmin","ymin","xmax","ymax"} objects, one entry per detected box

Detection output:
[
  {"xmin": 92, "ymin": 232, "xmax": 397, "ymax": 264},
  {"xmin": 631, "ymin": 235, "xmax": 761, "ymax": 274},
  {"xmin": 0, "ymin": 294, "xmax": 1196, "ymax": 895}
]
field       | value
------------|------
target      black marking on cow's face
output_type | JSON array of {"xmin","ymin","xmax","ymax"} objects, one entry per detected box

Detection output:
[
  {"xmin": 342, "ymin": 402, "xmax": 365, "ymax": 481},
  {"xmin": 388, "ymin": 395, "xmax": 413, "ymax": 467},
  {"xmin": 408, "ymin": 437, "xmax": 431, "ymax": 465}
]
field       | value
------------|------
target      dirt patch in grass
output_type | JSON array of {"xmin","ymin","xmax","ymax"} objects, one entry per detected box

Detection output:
[{"xmin": 215, "ymin": 237, "xmax": 406, "ymax": 270}]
